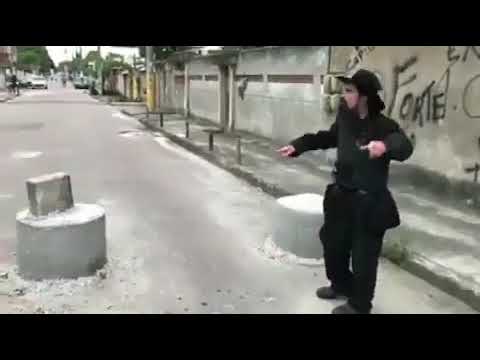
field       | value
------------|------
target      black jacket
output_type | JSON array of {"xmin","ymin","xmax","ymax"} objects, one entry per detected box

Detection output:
[{"xmin": 290, "ymin": 103, "xmax": 413, "ymax": 193}]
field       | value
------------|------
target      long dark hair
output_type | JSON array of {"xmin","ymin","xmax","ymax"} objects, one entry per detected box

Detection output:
[{"xmin": 366, "ymin": 93, "xmax": 385, "ymax": 115}]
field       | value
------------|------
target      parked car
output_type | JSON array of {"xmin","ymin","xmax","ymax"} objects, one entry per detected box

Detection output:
[
  {"xmin": 73, "ymin": 77, "xmax": 91, "ymax": 90},
  {"xmin": 19, "ymin": 78, "xmax": 32, "ymax": 88},
  {"xmin": 30, "ymin": 75, "xmax": 48, "ymax": 89}
]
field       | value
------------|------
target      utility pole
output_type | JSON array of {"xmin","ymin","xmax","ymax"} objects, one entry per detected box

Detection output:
[
  {"xmin": 146, "ymin": 46, "xmax": 155, "ymax": 112},
  {"xmin": 97, "ymin": 46, "xmax": 103, "ymax": 95},
  {"xmin": 132, "ymin": 55, "xmax": 138, "ymax": 101}
]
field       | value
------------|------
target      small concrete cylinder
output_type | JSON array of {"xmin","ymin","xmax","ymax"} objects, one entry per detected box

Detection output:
[
  {"xmin": 16, "ymin": 204, "xmax": 107, "ymax": 280},
  {"xmin": 272, "ymin": 193, "xmax": 324, "ymax": 260}
]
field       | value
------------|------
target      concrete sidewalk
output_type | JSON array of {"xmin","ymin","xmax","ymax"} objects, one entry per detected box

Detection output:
[{"xmin": 115, "ymin": 104, "xmax": 480, "ymax": 312}]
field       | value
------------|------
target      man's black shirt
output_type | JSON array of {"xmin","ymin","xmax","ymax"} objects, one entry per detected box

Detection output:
[{"xmin": 289, "ymin": 104, "xmax": 413, "ymax": 193}]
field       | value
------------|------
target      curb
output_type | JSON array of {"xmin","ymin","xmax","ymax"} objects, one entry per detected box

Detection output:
[
  {"xmin": 383, "ymin": 246, "xmax": 480, "ymax": 312},
  {"xmin": 135, "ymin": 115, "xmax": 292, "ymax": 199},
  {"xmin": 128, "ymin": 111, "xmax": 479, "ymax": 312}
]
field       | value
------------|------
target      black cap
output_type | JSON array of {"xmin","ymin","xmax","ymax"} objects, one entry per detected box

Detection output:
[{"xmin": 336, "ymin": 69, "xmax": 383, "ymax": 95}]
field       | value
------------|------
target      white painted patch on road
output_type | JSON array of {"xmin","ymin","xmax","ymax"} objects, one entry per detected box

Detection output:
[
  {"xmin": 21, "ymin": 91, "xmax": 50, "ymax": 97},
  {"xmin": 153, "ymin": 137, "xmax": 212, "ymax": 168},
  {"xmin": 112, "ymin": 112, "xmax": 133, "ymax": 121},
  {"xmin": 118, "ymin": 130, "xmax": 143, "ymax": 139},
  {"xmin": 0, "ymin": 194, "xmax": 14, "ymax": 200},
  {"xmin": 277, "ymin": 193, "xmax": 324, "ymax": 215},
  {"xmin": 11, "ymin": 151, "xmax": 43, "ymax": 159}
]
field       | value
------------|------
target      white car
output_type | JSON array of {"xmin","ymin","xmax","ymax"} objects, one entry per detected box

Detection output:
[{"xmin": 30, "ymin": 76, "xmax": 48, "ymax": 89}]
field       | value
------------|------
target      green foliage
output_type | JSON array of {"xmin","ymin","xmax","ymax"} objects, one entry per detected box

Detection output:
[
  {"xmin": 17, "ymin": 46, "xmax": 54, "ymax": 74},
  {"xmin": 138, "ymin": 46, "xmax": 177, "ymax": 60},
  {"xmin": 102, "ymin": 53, "xmax": 131, "ymax": 78}
]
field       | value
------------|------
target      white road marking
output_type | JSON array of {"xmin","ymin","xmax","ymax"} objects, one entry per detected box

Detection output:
[
  {"xmin": 112, "ymin": 112, "xmax": 133, "ymax": 121},
  {"xmin": 11, "ymin": 151, "xmax": 43, "ymax": 159}
]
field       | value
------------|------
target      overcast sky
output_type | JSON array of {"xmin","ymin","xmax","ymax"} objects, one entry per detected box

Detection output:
[{"xmin": 46, "ymin": 46, "xmax": 139, "ymax": 65}]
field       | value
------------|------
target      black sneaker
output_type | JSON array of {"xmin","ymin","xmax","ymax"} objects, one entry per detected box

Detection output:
[
  {"xmin": 316, "ymin": 286, "xmax": 348, "ymax": 300},
  {"xmin": 332, "ymin": 303, "xmax": 370, "ymax": 314}
]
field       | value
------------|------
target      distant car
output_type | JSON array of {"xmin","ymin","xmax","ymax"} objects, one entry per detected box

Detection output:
[
  {"xmin": 18, "ymin": 79, "xmax": 32, "ymax": 88},
  {"xmin": 73, "ymin": 77, "xmax": 90, "ymax": 90},
  {"xmin": 30, "ymin": 76, "xmax": 48, "ymax": 89}
]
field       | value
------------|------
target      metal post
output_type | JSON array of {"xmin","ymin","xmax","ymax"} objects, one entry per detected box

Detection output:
[
  {"xmin": 160, "ymin": 113, "xmax": 164, "ymax": 127},
  {"xmin": 184, "ymin": 63, "xmax": 190, "ymax": 117},
  {"xmin": 209, "ymin": 133, "xmax": 214, "ymax": 151},
  {"xmin": 97, "ymin": 46, "xmax": 103, "ymax": 96},
  {"xmin": 146, "ymin": 46, "xmax": 155, "ymax": 112},
  {"xmin": 185, "ymin": 121, "xmax": 190, "ymax": 139},
  {"xmin": 236, "ymin": 137, "xmax": 242, "ymax": 165}
]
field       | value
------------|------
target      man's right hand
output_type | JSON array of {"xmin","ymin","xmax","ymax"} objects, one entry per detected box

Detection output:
[{"xmin": 277, "ymin": 145, "xmax": 296, "ymax": 157}]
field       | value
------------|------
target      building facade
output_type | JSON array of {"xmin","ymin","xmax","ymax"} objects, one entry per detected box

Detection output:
[{"xmin": 0, "ymin": 46, "xmax": 17, "ymax": 90}]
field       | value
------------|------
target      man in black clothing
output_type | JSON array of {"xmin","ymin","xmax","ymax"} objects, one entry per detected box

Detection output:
[
  {"xmin": 9, "ymin": 74, "xmax": 19, "ymax": 96},
  {"xmin": 278, "ymin": 69, "xmax": 414, "ymax": 314}
]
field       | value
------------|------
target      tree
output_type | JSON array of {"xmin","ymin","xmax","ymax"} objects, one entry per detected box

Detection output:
[
  {"xmin": 17, "ymin": 46, "xmax": 54, "ymax": 74},
  {"xmin": 102, "ymin": 53, "xmax": 132, "ymax": 94},
  {"xmin": 102, "ymin": 53, "xmax": 130, "ymax": 77},
  {"xmin": 138, "ymin": 46, "xmax": 178, "ymax": 60}
]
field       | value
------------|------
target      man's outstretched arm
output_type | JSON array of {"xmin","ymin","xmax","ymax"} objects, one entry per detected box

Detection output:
[{"xmin": 278, "ymin": 119, "xmax": 338, "ymax": 158}]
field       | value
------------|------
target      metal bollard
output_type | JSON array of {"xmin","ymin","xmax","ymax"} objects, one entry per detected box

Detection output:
[
  {"xmin": 185, "ymin": 121, "xmax": 190, "ymax": 139},
  {"xmin": 236, "ymin": 137, "xmax": 242, "ymax": 165},
  {"xmin": 208, "ymin": 133, "xmax": 214, "ymax": 151},
  {"xmin": 465, "ymin": 163, "xmax": 480, "ymax": 183},
  {"xmin": 160, "ymin": 113, "xmax": 164, "ymax": 128}
]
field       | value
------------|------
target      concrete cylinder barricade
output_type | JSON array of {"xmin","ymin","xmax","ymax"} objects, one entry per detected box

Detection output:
[
  {"xmin": 16, "ymin": 172, "xmax": 107, "ymax": 280},
  {"xmin": 272, "ymin": 193, "xmax": 324, "ymax": 260},
  {"xmin": 16, "ymin": 204, "xmax": 107, "ymax": 280}
]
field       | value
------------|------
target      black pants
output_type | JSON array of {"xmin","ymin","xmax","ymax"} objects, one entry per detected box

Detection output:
[{"xmin": 320, "ymin": 185, "xmax": 385, "ymax": 313}]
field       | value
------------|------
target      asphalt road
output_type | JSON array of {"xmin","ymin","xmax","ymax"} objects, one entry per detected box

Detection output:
[{"xmin": 0, "ymin": 83, "xmax": 475, "ymax": 314}]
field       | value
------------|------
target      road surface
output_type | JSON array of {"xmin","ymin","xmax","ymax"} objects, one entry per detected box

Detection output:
[{"xmin": 0, "ymin": 83, "xmax": 475, "ymax": 314}]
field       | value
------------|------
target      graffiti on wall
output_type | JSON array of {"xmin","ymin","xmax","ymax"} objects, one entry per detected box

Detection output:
[
  {"xmin": 345, "ymin": 46, "xmax": 376, "ymax": 72},
  {"xmin": 449, "ymin": 46, "xmax": 480, "ymax": 119},
  {"xmin": 344, "ymin": 46, "xmax": 480, "ymax": 128},
  {"xmin": 385, "ymin": 54, "xmax": 450, "ymax": 128},
  {"xmin": 448, "ymin": 46, "xmax": 480, "ymax": 64},
  {"xmin": 394, "ymin": 58, "xmax": 449, "ymax": 127},
  {"xmin": 463, "ymin": 74, "xmax": 480, "ymax": 119}
]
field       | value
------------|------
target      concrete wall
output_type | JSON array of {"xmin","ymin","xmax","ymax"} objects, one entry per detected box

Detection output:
[
  {"xmin": 139, "ymin": 72, "xmax": 147, "ymax": 101},
  {"xmin": 173, "ymin": 71, "xmax": 185, "ymax": 110},
  {"xmin": 189, "ymin": 59, "xmax": 220, "ymax": 123},
  {"xmin": 115, "ymin": 73, "xmax": 127, "ymax": 97},
  {"xmin": 234, "ymin": 46, "xmax": 330, "ymax": 142},
  {"xmin": 329, "ymin": 46, "xmax": 480, "ymax": 182},
  {"xmin": 152, "ymin": 46, "xmax": 480, "ymax": 183},
  {"xmin": 0, "ymin": 69, "xmax": 5, "ymax": 90}
]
